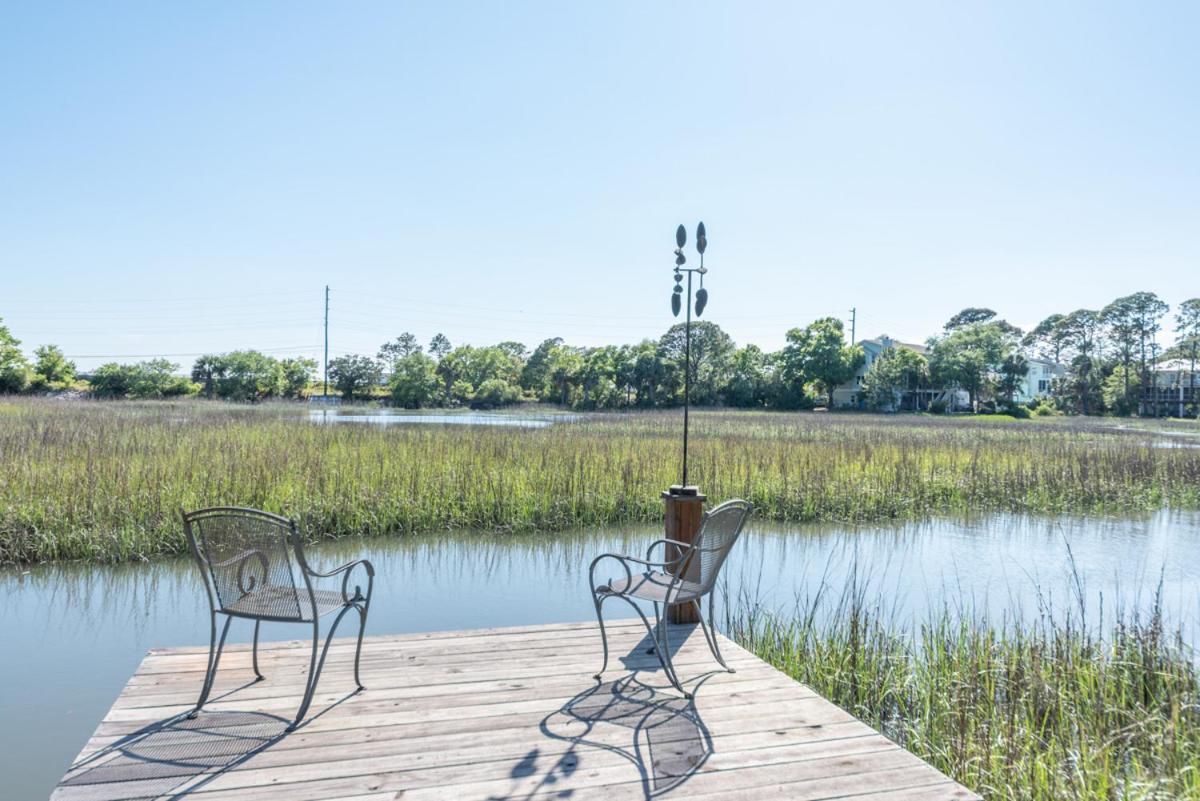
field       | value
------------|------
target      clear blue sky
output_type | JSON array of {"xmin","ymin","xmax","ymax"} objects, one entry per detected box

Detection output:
[{"xmin": 2, "ymin": 2, "xmax": 1197, "ymax": 370}]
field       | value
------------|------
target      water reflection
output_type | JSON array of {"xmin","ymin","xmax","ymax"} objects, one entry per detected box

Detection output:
[
  {"xmin": 307, "ymin": 409, "xmax": 576, "ymax": 428},
  {"xmin": 3, "ymin": 511, "xmax": 1200, "ymax": 798}
]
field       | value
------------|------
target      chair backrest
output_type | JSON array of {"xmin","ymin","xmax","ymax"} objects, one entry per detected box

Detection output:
[
  {"xmin": 687, "ymin": 499, "xmax": 753, "ymax": 597},
  {"xmin": 182, "ymin": 507, "xmax": 306, "ymax": 621}
]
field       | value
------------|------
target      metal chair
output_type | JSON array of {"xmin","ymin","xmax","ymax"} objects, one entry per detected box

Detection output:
[
  {"xmin": 181, "ymin": 507, "xmax": 374, "ymax": 730},
  {"xmin": 590, "ymin": 499, "xmax": 752, "ymax": 698}
]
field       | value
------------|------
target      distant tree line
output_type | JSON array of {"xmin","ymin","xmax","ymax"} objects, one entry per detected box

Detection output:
[
  {"xmin": 1, "ymin": 290, "xmax": 1197, "ymax": 416},
  {"xmin": 314, "ymin": 318, "xmax": 864, "ymax": 410}
]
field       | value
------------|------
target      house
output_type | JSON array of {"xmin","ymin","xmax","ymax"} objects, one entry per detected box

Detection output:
[
  {"xmin": 832, "ymin": 335, "xmax": 967, "ymax": 411},
  {"xmin": 1141, "ymin": 359, "xmax": 1198, "ymax": 417},
  {"xmin": 1010, "ymin": 357, "xmax": 1066, "ymax": 404}
]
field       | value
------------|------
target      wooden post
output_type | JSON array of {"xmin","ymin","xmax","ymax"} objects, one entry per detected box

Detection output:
[{"xmin": 661, "ymin": 489, "xmax": 706, "ymax": 623}]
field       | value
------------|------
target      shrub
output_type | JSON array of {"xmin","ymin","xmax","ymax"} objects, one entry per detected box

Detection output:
[
  {"xmin": 470, "ymin": 378, "xmax": 521, "ymax": 409},
  {"xmin": 1033, "ymin": 398, "xmax": 1062, "ymax": 417}
]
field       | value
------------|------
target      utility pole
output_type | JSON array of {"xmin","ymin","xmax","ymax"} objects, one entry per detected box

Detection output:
[
  {"xmin": 849, "ymin": 307, "xmax": 856, "ymax": 345},
  {"xmin": 323, "ymin": 285, "xmax": 330, "ymax": 398}
]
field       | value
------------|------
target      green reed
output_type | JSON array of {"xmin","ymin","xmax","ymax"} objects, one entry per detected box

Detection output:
[
  {"xmin": 731, "ymin": 588, "xmax": 1200, "ymax": 801},
  {"xmin": 1, "ymin": 398, "xmax": 1198, "ymax": 563}
]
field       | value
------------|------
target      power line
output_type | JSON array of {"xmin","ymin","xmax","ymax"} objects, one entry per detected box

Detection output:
[{"xmin": 64, "ymin": 345, "xmax": 316, "ymax": 359}]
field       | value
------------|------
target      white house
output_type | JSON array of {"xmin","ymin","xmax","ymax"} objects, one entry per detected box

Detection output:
[{"xmin": 1010, "ymin": 357, "xmax": 1066, "ymax": 404}]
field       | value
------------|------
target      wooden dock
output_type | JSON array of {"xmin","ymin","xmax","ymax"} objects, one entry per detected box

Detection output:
[{"xmin": 54, "ymin": 619, "xmax": 979, "ymax": 800}]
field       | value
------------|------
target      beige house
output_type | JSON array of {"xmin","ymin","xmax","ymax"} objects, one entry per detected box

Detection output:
[{"xmin": 832, "ymin": 335, "xmax": 967, "ymax": 411}]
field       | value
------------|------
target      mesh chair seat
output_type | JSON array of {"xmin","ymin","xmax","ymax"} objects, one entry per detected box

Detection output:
[
  {"xmin": 598, "ymin": 571, "xmax": 704, "ymax": 604},
  {"xmin": 223, "ymin": 587, "xmax": 350, "ymax": 621}
]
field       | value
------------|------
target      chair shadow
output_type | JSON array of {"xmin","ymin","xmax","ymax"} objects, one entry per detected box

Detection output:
[
  {"xmin": 487, "ymin": 627, "xmax": 720, "ymax": 800},
  {"xmin": 59, "ymin": 686, "xmax": 358, "ymax": 798},
  {"xmin": 616, "ymin": 624, "xmax": 691, "ymax": 675},
  {"xmin": 60, "ymin": 710, "xmax": 289, "ymax": 799}
]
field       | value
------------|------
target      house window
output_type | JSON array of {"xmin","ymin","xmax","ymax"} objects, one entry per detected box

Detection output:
[{"xmin": 1038, "ymin": 380, "xmax": 1048, "ymax": 393}]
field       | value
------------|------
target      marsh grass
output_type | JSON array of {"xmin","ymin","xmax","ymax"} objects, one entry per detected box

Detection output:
[
  {"xmin": 731, "ymin": 582, "xmax": 1200, "ymax": 801},
  {"xmin": 2, "ymin": 398, "xmax": 1199, "ymax": 563}
]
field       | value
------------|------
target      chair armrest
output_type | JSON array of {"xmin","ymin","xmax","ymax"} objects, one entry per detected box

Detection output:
[
  {"xmin": 588, "ymin": 551, "xmax": 682, "ymax": 594},
  {"xmin": 306, "ymin": 558, "xmax": 375, "ymax": 579},
  {"xmin": 306, "ymin": 558, "xmax": 375, "ymax": 604},
  {"xmin": 645, "ymin": 538, "xmax": 694, "ymax": 563}
]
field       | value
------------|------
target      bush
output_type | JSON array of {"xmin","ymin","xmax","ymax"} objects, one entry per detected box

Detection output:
[
  {"xmin": 1000, "ymin": 404, "xmax": 1031, "ymax": 419},
  {"xmin": 1033, "ymin": 398, "xmax": 1062, "ymax": 417},
  {"xmin": 470, "ymin": 378, "xmax": 521, "ymax": 409},
  {"xmin": 928, "ymin": 399, "xmax": 949, "ymax": 414}
]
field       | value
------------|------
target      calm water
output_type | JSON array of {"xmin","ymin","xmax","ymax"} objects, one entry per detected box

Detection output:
[
  {"xmin": 3, "ymin": 511, "xmax": 1198, "ymax": 798},
  {"xmin": 308, "ymin": 409, "xmax": 577, "ymax": 427}
]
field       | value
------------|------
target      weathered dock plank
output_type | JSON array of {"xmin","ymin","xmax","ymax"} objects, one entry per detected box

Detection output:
[{"xmin": 53, "ymin": 619, "xmax": 979, "ymax": 800}]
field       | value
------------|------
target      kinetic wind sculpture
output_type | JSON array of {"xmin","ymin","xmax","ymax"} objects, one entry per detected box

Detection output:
[{"xmin": 669, "ymin": 221, "xmax": 708, "ymax": 496}]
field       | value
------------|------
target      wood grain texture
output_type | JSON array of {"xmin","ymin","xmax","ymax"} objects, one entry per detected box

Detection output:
[{"xmin": 53, "ymin": 619, "xmax": 980, "ymax": 801}]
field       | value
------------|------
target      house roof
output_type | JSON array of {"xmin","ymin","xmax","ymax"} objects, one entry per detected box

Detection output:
[
  {"xmin": 861, "ymin": 336, "xmax": 927, "ymax": 355},
  {"xmin": 1153, "ymin": 359, "xmax": 1196, "ymax": 372}
]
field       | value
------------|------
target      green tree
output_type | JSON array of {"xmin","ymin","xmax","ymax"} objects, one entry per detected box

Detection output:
[
  {"xmin": 92, "ymin": 360, "xmax": 194, "ymax": 399},
  {"xmin": 520, "ymin": 338, "xmax": 563, "ymax": 395},
  {"xmin": 1022, "ymin": 314, "xmax": 1069, "ymax": 363},
  {"xmin": 780, "ymin": 318, "xmax": 863, "ymax": 408},
  {"xmin": 1057, "ymin": 309, "xmax": 1104, "ymax": 415},
  {"xmin": 280, "ymin": 357, "xmax": 317, "ymax": 399},
  {"xmin": 495, "ymin": 341, "xmax": 528, "ymax": 361},
  {"xmin": 545, "ymin": 345, "xmax": 583, "ymax": 405},
  {"xmin": 33, "ymin": 344, "xmax": 75, "ymax": 387},
  {"xmin": 724, "ymin": 345, "xmax": 772, "ymax": 407},
  {"xmin": 926, "ymin": 318, "xmax": 1017, "ymax": 410},
  {"xmin": 471, "ymin": 377, "xmax": 521, "ymax": 409},
  {"xmin": 191, "ymin": 355, "xmax": 227, "ymax": 399},
  {"xmin": 0, "ymin": 318, "xmax": 30, "ymax": 393},
  {"xmin": 630, "ymin": 341, "xmax": 666, "ymax": 407},
  {"xmin": 428, "ymin": 333, "xmax": 451, "ymax": 362},
  {"xmin": 1103, "ymin": 364, "xmax": 1140, "ymax": 416},
  {"xmin": 860, "ymin": 346, "xmax": 928, "ymax": 411},
  {"xmin": 1175, "ymin": 298, "xmax": 1200, "ymax": 416},
  {"xmin": 388, "ymin": 352, "xmax": 441, "ymax": 408},
  {"xmin": 130, "ymin": 359, "xmax": 194, "ymax": 398},
  {"xmin": 89, "ymin": 363, "xmax": 135, "ymax": 398},
  {"xmin": 997, "ymin": 353, "xmax": 1029, "ymax": 407},
  {"xmin": 438, "ymin": 345, "xmax": 523, "ymax": 396},
  {"xmin": 215, "ymin": 351, "xmax": 286, "ymax": 401},
  {"xmin": 378, "ymin": 332, "xmax": 422, "ymax": 364},
  {"xmin": 943, "ymin": 307, "xmax": 998, "ymax": 331},
  {"xmin": 1101, "ymin": 295, "xmax": 1140, "ymax": 410},
  {"xmin": 328, "ymin": 355, "xmax": 383, "ymax": 400},
  {"xmin": 1129, "ymin": 292, "xmax": 1169, "ymax": 414},
  {"xmin": 658, "ymin": 321, "xmax": 735, "ymax": 406},
  {"xmin": 576, "ymin": 346, "xmax": 620, "ymax": 409}
]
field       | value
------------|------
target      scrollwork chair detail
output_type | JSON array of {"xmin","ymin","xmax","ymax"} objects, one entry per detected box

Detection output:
[
  {"xmin": 182, "ymin": 507, "xmax": 374, "ymax": 730},
  {"xmin": 590, "ymin": 499, "xmax": 752, "ymax": 698}
]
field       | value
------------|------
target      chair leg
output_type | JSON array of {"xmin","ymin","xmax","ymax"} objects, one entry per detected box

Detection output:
[
  {"xmin": 252, "ymin": 620, "xmax": 264, "ymax": 681},
  {"xmin": 290, "ymin": 605, "xmax": 357, "ymax": 730},
  {"xmin": 694, "ymin": 596, "xmax": 733, "ymax": 672},
  {"xmin": 653, "ymin": 605, "xmax": 690, "ymax": 699},
  {"xmin": 592, "ymin": 593, "xmax": 611, "ymax": 681},
  {"xmin": 189, "ymin": 613, "xmax": 232, "ymax": 719},
  {"xmin": 352, "ymin": 603, "xmax": 368, "ymax": 691}
]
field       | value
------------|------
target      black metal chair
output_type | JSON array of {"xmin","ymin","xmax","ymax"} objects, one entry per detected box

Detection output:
[
  {"xmin": 181, "ymin": 507, "xmax": 374, "ymax": 730},
  {"xmin": 589, "ymin": 499, "xmax": 752, "ymax": 698}
]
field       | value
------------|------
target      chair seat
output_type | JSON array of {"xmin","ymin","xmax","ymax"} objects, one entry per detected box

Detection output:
[
  {"xmin": 222, "ymin": 586, "xmax": 349, "ymax": 621},
  {"xmin": 598, "ymin": 570, "xmax": 704, "ymax": 604}
]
